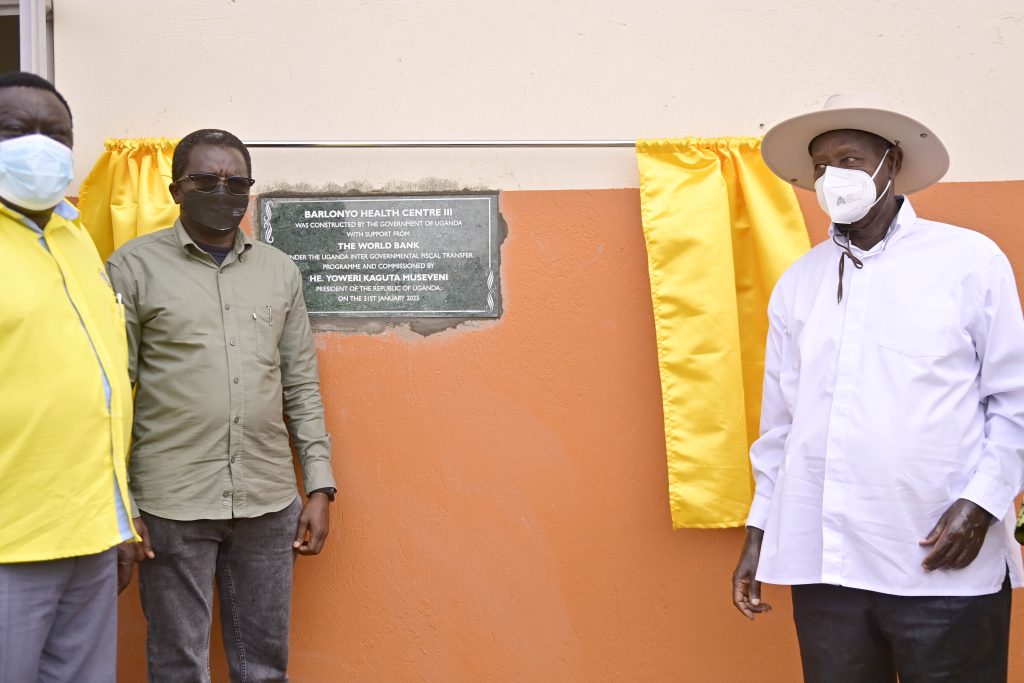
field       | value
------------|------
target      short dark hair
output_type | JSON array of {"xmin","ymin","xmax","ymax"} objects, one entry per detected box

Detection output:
[
  {"xmin": 0, "ymin": 71, "xmax": 72, "ymax": 122},
  {"xmin": 171, "ymin": 128, "xmax": 252, "ymax": 182}
]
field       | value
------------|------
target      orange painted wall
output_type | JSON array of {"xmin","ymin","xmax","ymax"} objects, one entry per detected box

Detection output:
[{"xmin": 116, "ymin": 181, "xmax": 1024, "ymax": 682}]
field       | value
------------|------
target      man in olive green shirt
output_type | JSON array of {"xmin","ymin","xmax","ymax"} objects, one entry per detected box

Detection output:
[{"xmin": 108, "ymin": 129, "xmax": 336, "ymax": 682}]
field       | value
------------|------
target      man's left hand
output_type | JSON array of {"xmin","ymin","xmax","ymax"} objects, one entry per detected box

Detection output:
[
  {"xmin": 293, "ymin": 493, "xmax": 331, "ymax": 555},
  {"xmin": 116, "ymin": 542, "xmax": 137, "ymax": 594},
  {"xmin": 920, "ymin": 498, "xmax": 994, "ymax": 571}
]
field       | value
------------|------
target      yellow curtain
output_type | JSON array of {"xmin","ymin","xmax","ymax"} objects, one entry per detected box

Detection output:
[
  {"xmin": 78, "ymin": 138, "xmax": 180, "ymax": 260},
  {"xmin": 637, "ymin": 137, "xmax": 810, "ymax": 529}
]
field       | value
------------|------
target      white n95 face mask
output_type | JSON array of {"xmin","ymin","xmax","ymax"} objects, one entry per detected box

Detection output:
[
  {"xmin": 0, "ymin": 134, "xmax": 74, "ymax": 211},
  {"xmin": 814, "ymin": 147, "xmax": 891, "ymax": 225}
]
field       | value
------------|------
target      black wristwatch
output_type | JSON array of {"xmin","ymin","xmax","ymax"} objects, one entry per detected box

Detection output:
[{"xmin": 309, "ymin": 487, "xmax": 336, "ymax": 502}]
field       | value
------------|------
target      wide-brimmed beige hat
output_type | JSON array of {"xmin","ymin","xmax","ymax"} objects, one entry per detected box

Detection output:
[{"xmin": 761, "ymin": 92, "xmax": 949, "ymax": 194}]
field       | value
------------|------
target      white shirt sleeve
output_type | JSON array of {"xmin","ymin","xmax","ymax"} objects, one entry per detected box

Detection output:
[
  {"xmin": 959, "ymin": 251, "xmax": 1024, "ymax": 519},
  {"xmin": 747, "ymin": 287, "xmax": 794, "ymax": 529}
]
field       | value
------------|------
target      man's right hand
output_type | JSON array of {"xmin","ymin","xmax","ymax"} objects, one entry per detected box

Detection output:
[
  {"xmin": 732, "ymin": 526, "xmax": 771, "ymax": 620},
  {"xmin": 116, "ymin": 515, "xmax": 156, "ymax": 594}
]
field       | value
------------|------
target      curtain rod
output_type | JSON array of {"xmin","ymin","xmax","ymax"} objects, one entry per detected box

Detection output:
[{"xmin": 242, "ymin": 140, "xmax": 638, "ymax": 149}]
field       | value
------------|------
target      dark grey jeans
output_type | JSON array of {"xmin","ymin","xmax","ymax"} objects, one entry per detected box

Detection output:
[{"xmin": 138, "ymin": 498, "xmax": 301, "ymax": 683}]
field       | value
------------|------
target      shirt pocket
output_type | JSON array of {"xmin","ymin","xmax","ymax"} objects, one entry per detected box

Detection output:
[
  {"xmin": 879, "ymin": 292, "xmax": 956, "ymax": 358},
  {"xmin": 253, "ymin": 304, "xmax": 282, "ymax": 365}
]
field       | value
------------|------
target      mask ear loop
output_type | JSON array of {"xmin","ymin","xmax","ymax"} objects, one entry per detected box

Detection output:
[{"xmin": 854, "ymin": 146, "xmax": 895, "ymax": 219}]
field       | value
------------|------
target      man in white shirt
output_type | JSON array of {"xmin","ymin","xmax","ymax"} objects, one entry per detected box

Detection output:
[{"xmin": 731, "ymin": 93, "xmax": 1024, "ymax": 682}]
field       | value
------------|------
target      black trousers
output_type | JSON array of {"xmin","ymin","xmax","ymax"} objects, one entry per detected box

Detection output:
[{"xmin": 791, "ymin": 576, "xmax": 1011, "ymax": 683}]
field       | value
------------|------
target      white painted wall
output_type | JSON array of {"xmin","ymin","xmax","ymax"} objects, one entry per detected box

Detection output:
[{"xmin": 54, "ymin": 0, "xmax": 1024, "ymax": 191}]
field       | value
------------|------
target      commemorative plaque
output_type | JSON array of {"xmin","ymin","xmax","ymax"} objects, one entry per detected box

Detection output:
[{"xmin": 257, "ymin": 193, "xmax": 501, "ymax": 318}]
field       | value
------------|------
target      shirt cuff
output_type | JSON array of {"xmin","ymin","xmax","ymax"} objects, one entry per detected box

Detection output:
[
  {"xmin": 302, "ymin": 461, "xmax": 336, "ymax": 495},
  {"xmin": 745, "ymin": 492, "xmax": 772, "ymax": 530},
  {"xmin": 959, "ymin": 470, "xmax": 1015, "ymax": 521},
  {"xmin": 308, "ymin": 487, "xmax": 336, "ymax": 501}
]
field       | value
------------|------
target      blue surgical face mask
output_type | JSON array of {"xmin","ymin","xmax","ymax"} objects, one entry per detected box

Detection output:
[{"xmin": 0, "ymin": 133, "xmax": 74, "ymax": 211}]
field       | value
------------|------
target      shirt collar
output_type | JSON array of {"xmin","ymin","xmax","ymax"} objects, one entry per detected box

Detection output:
[
  {"xmin": 0, "ymin": 198, "xmax": 79, "ymax": 235},
  {"xmin": 53, "ymin": 199, "xmax": 80, "ymax": 221},
  {"xmin": 829, "ymin": 196, "xmax": 918, "ymax": 257},
  {"xmin": 173, "ymin": 218, "xmax": 253, "ymax": 257}
]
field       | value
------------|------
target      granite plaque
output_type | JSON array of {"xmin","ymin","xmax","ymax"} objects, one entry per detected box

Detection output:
[{"xmin": 257, "ymin": 194, "xmax": 501, "ymax": 317}]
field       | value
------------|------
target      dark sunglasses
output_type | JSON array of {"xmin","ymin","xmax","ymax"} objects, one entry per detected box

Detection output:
[{"xmin": 176, "ymin": 173, "xmax": 255, "ymax": 196}]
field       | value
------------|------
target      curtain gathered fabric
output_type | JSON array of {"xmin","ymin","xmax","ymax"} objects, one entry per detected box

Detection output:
[
  {"xmin": 637, "ymin": 137, "xmax": 810, "ymax": 528},
  {"xmin": 78, "ymin": 138, "xmax": 180, "ymax": 260}
]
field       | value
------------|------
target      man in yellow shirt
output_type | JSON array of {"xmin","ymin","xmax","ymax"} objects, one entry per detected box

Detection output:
[{"xmin": 0, "ymin": 72, "xmax": 135, "ymax": 682}]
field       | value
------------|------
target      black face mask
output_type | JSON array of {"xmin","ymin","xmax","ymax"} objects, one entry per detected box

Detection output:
[{"xmin": 180, "ymin": 189, "xmax": 249, "ymax": 232}]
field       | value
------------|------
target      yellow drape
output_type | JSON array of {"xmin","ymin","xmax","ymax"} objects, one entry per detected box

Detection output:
[
  {"xmin": 78, "ymin": 138, "xmax": 180, "ymax": 260},
  {"xmin": 637, "ymin": 137, "xmax": 810, "ymax": 529}
]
